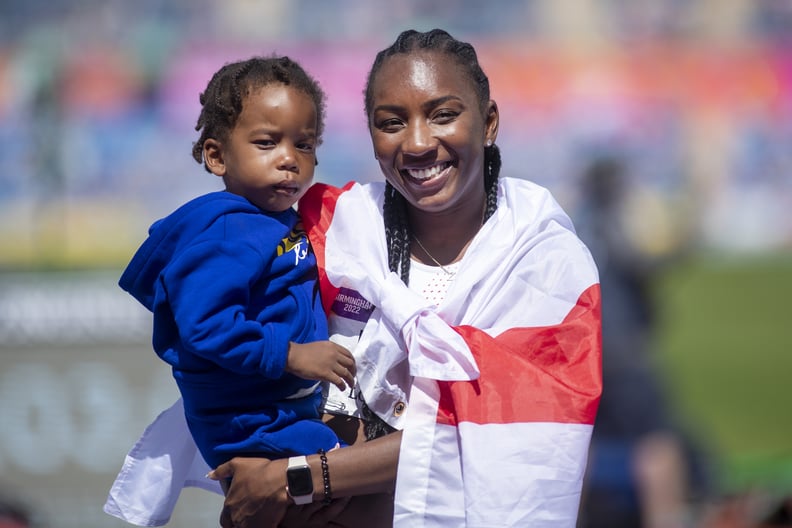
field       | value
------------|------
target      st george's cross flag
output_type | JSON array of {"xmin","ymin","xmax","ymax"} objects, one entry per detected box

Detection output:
[
  {"xmin": 102, "ymin": 177, "xmax": 600, "ymax": 527},
  {"xmin": 300, "ymin": 177, "xmax": 602, "ymax": 528}
]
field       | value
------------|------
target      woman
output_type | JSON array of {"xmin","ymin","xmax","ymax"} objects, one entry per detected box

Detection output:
[
  {"xmin": 210, "ymin": 28, "xmax": 601, "ymax": 528},
  {"xmin": 105, "ymin": 29, "xmax": 601, "ymax": 528}
]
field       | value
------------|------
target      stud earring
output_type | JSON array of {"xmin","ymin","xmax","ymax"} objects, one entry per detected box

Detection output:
[{"xmin": 486, "ymin": 140, "xmax": 493, "ymax": 147}]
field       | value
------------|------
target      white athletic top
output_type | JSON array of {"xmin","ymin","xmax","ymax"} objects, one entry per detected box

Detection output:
[{"xmin": 408, "ymin": 259, "xmax": 459, "ymax": 306}]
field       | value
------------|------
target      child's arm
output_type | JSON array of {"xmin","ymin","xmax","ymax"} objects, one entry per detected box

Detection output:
[{"xmin": 163, "ymin": 239, "xmax": 304, "ymax": 378}]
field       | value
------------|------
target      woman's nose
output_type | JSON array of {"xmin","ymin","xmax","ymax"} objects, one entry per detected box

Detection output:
[{"xmin": 403, "ymin": 122, "xmax": 435, "ymax": 155}]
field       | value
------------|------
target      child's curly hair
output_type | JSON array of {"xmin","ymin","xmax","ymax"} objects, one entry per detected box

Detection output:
[{"xmin": 191, "ymin": 55, "xmax": 327, "ymax": 172}]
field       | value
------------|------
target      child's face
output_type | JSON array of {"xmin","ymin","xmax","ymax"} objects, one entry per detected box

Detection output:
[{"xmin": 206, "ymin": 84, "xmax": 318, "ymax": 212}]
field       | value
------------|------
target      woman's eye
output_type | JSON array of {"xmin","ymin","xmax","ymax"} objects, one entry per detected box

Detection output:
[{"xmin": 433, "ymin": 110, "xmax": 458, "ymax": 123}]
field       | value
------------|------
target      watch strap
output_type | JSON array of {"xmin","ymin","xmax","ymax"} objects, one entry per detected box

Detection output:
[{"xmin": 288, "ymin": 455, "xmax": 308, "ymax": 469}]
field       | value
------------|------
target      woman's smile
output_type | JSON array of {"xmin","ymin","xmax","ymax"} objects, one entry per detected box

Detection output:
[{"xmin": 402, "ymin": 161, "xmax": 453, "ymax": 182}]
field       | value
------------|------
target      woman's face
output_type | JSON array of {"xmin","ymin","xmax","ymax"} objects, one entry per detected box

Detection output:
[{"xmin": 367, "ymin": 51, "xmax": 498, "ymax": 215}]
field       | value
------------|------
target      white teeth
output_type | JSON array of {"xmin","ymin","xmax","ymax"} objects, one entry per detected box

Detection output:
[{"xmin": 407, "ymin": 163, "xmax": 448, "ymax": 180}]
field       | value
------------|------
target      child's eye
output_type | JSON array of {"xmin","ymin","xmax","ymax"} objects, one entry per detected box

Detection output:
[
  {"xmin": 297, "ymin": 142, "xmax": 315, "ymax": 153},
  {"xmin": 254, "ymin": 139, "xmax": 276, "ymax": 148}
]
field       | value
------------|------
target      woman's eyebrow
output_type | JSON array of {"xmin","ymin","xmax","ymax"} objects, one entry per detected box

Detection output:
[
  {"xmin": 373, "ymin": 95, "xmax": 464, "ymax": 114},
  {"xmin": 423, "ymin": 95, "xmax": 463, "ymax": 109}
]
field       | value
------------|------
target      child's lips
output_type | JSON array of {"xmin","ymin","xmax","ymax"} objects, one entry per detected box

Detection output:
[{"xmin": 274, "ymin": 184, "xmax": 299, "ymax": 195}]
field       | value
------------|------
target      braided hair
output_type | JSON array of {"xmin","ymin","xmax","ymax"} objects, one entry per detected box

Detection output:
[
  {"xmin": 364, "ymin": 29, "xmax": 502, "ymax": 284},
  {"xmin": 191, "ymin": 55, "xmax": 327, "ymax": 172}
]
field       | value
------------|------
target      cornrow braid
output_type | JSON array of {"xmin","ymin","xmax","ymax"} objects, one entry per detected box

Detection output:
[
  {"xmin": 366, "ymin": 29, "xmax": 502, "ymax": 286},
  {"xmin": 383, "ymin": 181, "xmax": 411, "ymax": 283},
  {"xmin": 191, "ymin": 55, "xmax": 327, "ymax": 172},
  {"xmin": 483, "ymin": 143, "xmax": 501, "ymax": 222}
]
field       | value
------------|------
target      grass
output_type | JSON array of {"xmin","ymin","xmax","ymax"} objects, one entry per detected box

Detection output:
[{"xmin": 653, "ymin": 251, "xmax": 792, "ymax": 493}]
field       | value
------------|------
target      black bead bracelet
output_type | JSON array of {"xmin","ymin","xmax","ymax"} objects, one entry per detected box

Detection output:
[{"xmin": 317, "ymin": 449, "xmax": 332, "ymax": 505}]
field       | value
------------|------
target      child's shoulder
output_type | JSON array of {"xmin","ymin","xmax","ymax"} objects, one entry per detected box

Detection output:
[
  {"xmin": 172, "ymin": 191, "xmax": 254, "ymax": 217},
  {"xmin": 155, "ymin": 192, "xmax": 301, "ymax": 251}
]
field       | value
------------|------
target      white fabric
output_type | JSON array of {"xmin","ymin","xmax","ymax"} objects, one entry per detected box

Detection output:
[
  {"xmin": 103, "ymin": 399, "xmax": 219, "ymax": 526},
  {"xmin": 324, "ymin": 184, "xmax": 480, "ymax": 386},
  {"xmin": 456, "ymin": 421, "xmax": 592, "ymax": 527},
  {"xmin": 319, "ymin": 179, "xmax": 599, "ymax": 527},
  {"xmin": 325, "ymin": 179, "xmax": 596, "ymax": 424}
]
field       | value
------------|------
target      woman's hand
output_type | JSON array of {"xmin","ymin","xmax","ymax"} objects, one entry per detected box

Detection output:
[
  {"xmin": 208, "ymin": 420, "xmax": 401, "ymax": 527},
  {"xmin": 209, "ymin": 457, "xmax": 289, "ymax": 528}
]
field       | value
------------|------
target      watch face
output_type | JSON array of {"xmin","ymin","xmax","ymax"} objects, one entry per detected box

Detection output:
[{"xmin": 287, "ymin": 466, "xmax": 313, "ymax": 497}]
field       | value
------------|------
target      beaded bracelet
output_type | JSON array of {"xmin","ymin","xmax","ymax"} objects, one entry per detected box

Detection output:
[{"xmin": 317, "ymin": 449, "xmax": 332, "ymax": 505}]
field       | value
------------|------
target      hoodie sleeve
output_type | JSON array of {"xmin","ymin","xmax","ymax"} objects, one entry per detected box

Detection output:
[{"xmin": 156, "ymin": 237, "xmax": 289, "ymax": 379}]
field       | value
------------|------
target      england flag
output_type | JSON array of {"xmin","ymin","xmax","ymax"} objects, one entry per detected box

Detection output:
[{"xmin": 301, "ymin": 177, "xmax": 602, "ymax": 528}]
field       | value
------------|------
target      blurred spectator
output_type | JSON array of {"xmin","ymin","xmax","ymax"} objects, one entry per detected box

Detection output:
[
  {"xmin": 0, "ymin": 496, "xmax": 34, "ymax": 528},
  {"xmin": 760, "ymin": 496, "xmax": 792, "ymax": 527},
  {"xmin": 698, "ymin": 493, "xmax": 792, "ymax": 528},
  {"xmin": 572, "ymin": 155, "xmax": 706, "ymax": 528}
]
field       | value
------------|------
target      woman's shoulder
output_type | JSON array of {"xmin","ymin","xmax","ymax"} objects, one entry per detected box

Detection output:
[
  {"xmin": 500, "ymin": 177, "xmax": 567, "ymax": 219},
  {"xmin": 500, "ymin": 176, "xmax": 550, "ymax": 196},
  {"xmin": 300, "ymin": 180, "xmax": 386, "ymax": 210},
  {"xmin": 344, "ymin": 180, "xmax": 387, "ymax": 199}
]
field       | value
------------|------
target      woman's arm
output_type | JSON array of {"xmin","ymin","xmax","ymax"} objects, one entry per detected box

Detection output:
[{"xmin": 209, "ymin": 419, "xmax": 401, "ymax": 528}]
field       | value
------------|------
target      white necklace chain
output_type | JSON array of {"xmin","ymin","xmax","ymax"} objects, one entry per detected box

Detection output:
[{"xmin": 412, "ymin": 235, "xmax": 456, "ymax": 276}]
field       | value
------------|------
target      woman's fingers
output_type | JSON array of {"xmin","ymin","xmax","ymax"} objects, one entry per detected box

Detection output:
[{"xmin": 208, "ymin": 460, "xmax": 234, "ymax": 481}]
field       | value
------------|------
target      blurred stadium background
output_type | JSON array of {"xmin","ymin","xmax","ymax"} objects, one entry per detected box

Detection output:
[{"xmin": 0, "ymin": 0, "xmax": 790, "ymax": 526}]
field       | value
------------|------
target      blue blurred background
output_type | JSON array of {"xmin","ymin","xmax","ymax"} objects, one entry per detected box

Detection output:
[{"xmin": 0, "ymin": 1, "xmax": 790, "ymax": 526}]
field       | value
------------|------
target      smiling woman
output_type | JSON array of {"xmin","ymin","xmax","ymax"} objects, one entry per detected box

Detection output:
[
  {"xmin": 208, "ymin": 29, "xmax": 601, "ymax": 528},
  {"xmin": 105, "ymin": 30, "xmax": 602, "ymax": 528}
]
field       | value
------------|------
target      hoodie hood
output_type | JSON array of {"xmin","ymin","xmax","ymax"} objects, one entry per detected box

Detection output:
[{"xmin": 120, "ymin": 191, "xmax": 283, "ymax": 310}]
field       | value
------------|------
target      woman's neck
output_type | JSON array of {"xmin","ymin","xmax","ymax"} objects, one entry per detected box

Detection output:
[{"xmin": 408, "ymin": 195, "xmax": 486, "ymax": 266}]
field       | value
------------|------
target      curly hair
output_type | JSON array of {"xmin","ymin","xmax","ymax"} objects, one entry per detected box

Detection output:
[
  {"xmin": 191, "ymin": 55, "xmax": 327, "ymax": 172},
  {"xmin": 365, "ymin": 29, "xmax": 502, "ymax": 284}
]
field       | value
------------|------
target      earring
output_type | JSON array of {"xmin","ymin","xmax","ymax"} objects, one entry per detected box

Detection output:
[{"xmin": 486, "ymin": 140, "xmax": 493, "ymax": 147}]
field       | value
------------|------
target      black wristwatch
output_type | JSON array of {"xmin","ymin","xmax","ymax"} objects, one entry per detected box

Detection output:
[{"xmin": 286, "ymin": 455, "xmax": 314, "ymax": 505}]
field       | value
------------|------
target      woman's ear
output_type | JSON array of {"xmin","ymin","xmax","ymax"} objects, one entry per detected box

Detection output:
[
  {"xmin": 484, "ymin": 100, "xmax": 499, "ymax": 146},
  {"xmin": 203, "ymin": 139, "xmax": 226, "ymax": 177}
]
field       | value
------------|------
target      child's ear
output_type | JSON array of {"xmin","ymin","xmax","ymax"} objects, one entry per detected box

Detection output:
[{"xmin": 203, "ymin": 139, "xmax": 226, "ymax": 177}]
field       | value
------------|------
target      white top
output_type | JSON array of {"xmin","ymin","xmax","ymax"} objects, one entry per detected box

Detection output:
[{"xmin": 408, "ymin": 259, "xmax": 459, "ymax": 306}]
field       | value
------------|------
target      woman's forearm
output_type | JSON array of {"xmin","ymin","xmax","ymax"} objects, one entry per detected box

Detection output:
[
  {"xmin": 308, "ymin": 430, "xmax": 401, "ymax": 499},
  {"xmin": 211, "ymin": 429, "xmax": 401, "ymax": 528}
]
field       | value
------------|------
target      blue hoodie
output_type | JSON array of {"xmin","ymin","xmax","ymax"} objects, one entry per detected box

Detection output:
[{"xmin": 120, "ymin": 191, "xmax": 340, "ymax": 468}]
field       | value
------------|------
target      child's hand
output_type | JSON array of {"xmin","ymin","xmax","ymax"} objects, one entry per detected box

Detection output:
[{"xmin": 285, "ymin": 341, "xmax": 356, "ymax": 391}]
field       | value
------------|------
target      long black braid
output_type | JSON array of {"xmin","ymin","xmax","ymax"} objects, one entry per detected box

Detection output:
[
  {"xmin": 191, "ymin": 55, "xmax": 327, "ymax": 172},
  {"xmin": 365, "ymin": 29, "xmax": 502, "ymax": 285}
]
